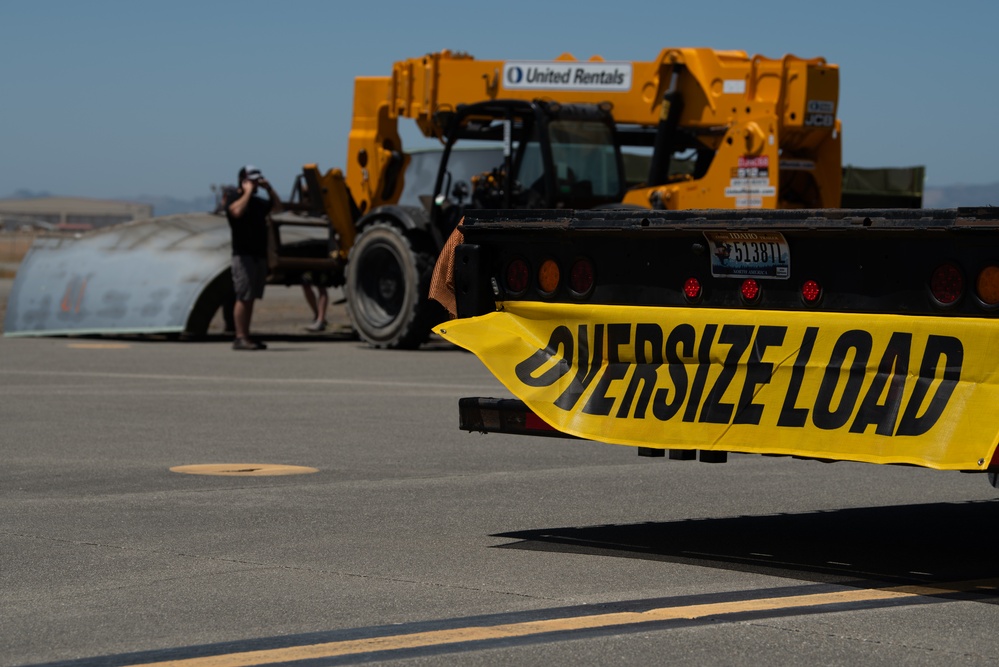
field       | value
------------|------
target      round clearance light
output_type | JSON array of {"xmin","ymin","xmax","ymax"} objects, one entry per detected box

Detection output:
[
  {"xmin": 930, "ymin": 262, "xmax": 964, "ymax": 306},
  {"xmin": 683, "ymin": 277, "xmax": 702, "ymax": 303},
  {"xmin": 569, "ymin": 257, "xmax": 594, "ymax": 297},
  {"xmin": 976, "ymin": 265, "xmax": 999, "ymax": 306},
  {"xmin": 505, "ymin": 258, "xmax": 529, "ymax": 294},
  {"xmin": 801, "ymin": 279, "xmax": 822, "ymax": 304},
  {"xmin": 741, "ymin": 278, "xmax": 761, "ymax": 303},
  {"xmin": 538, "ymin": 258, "xmax": 561, "ymax": 294}
]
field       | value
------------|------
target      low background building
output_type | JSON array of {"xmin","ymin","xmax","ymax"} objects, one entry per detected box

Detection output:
[{"xmin": 0, "ymin": 197, "xmax": 152, "ymax": 232}]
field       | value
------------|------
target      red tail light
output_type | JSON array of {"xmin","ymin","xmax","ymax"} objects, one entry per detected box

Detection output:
[
  {"xmin": 505, "ymin": 259, "xmax": 529, "ymax": 294},
  {"xmin": 801, "ymin": 279, "xmax": 822, "ymax": 304},
  {"xmin": 683, "ymin": 277, "xmax": 702, "ymax": 303},
  {"xmin": 930, "ymin": 263, "xmax": 964, "ymax": 306},
  {"xmin": 740, "ymin": 278, "xmax": 760, "ymax": 303},
  {"xmin": 569, "ymin": 257, "xmax": 594, "ymax": 296}
]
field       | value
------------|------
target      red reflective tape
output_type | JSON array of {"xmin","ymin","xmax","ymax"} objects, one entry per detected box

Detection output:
[{"xmin": 525, "ymin": 411, "xmax": 556, "ymax": 432}]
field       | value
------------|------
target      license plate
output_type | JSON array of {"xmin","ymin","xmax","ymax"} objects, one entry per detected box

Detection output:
[{"xmin": 704, "ymin": 231, "xmax": 790, "ymax": 279}]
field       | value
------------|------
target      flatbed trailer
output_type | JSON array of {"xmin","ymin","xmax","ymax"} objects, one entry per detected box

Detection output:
[{"xmin": 437, "ymin": 208, "xmax": 999, "ymax": 485}]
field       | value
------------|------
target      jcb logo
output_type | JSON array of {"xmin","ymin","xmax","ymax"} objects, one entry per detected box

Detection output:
[{"xmin": 805, "ymin": 113, "xmax": 835, "ymax": 127}]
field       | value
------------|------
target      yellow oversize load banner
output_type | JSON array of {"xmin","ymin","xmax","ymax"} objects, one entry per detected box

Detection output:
[{"xmin": 439, "ymin": 302, "xmax": 999, "ymax": 470}]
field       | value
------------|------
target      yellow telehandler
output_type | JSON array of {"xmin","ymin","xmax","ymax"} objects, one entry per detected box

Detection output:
[{"xmin": 275, "ymin": 48, "xmax": 844, "ymax": 348}]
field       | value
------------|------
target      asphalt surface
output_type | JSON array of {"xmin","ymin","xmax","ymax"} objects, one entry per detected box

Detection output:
[{"xmin": 3, "ymin": 278, "xmax": 999, "ymax": 666}]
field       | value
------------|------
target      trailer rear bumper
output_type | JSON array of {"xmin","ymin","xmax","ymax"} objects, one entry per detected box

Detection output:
[{"xmin": 459, "ymin": 396, "xmax": 577, "ymax": 439}]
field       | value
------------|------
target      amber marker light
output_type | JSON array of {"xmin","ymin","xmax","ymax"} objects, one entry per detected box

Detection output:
[
  {"xmin": 538, "ymin": 258, "xmax": 560, "ymax": 294},
  {"xmin": 930, "ymin": 262, "xmax": 964, "ymax": 306},
  {"xmin": 976, "ymin": 265, "xmax": 999, "ymax": 306}
]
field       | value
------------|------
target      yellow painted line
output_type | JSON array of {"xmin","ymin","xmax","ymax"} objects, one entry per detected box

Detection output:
[
  {"xmin": 67, "ymin": 343, "xmax": 131, "ymax": 349},
  {"xmin": 169, "ymin": 464, "xmax": 318, "ymax": 477},
  {"xmin": 125, "ymin": 581, "xmax": 991, "ymax": 667}
]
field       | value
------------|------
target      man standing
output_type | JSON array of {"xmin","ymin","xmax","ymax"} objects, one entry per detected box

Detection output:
[{"xmin": 226, "ymin": 165, "xmax": 281, "ymax": 350}]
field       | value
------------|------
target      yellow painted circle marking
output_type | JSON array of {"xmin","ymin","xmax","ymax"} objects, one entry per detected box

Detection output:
[
  {"xmin": 170, "ymin": 464, "xmax": 319, "ymax": 476},
  {"xmin": 67, "ymin": 343, "xmax": 131, "ymax": 349}
]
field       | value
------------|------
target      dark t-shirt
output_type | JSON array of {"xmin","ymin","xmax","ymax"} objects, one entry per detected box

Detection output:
[{"xmin": 226, "ymin": 190, "xmax": 272, "ymax": 258}]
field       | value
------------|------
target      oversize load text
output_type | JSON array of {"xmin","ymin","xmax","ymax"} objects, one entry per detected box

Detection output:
[{"xmin": 514, "ymin": 322, "xmax": 962, "ymax": 437}]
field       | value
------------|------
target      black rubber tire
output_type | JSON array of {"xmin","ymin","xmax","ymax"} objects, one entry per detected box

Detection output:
[
  {"xmin": 184, "ymin": 269, "xmax": 235, "ymax": 339},
  {"xmin": 345, "ymin": 222, "xmax": 436, "ymax": 349}
]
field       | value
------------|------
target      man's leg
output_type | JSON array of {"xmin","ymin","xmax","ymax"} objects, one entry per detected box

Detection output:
[
  {"xmin": 317, "ymin": 287, "xmax": 329, "ymax": 322},
  {"xmin": 302, "ymin": 284, "xmax": 318, "ymax": 320},
  {"xmin": 234, "ymin": 299, "xmax": 253, "ymax": 340},
  {"xmin": 230, "ymin": 256, "xmax": 266, "ymax": 349},
  {"xmin": 221, "ymin": 290, "xmax": 236, "ymax": 334}
]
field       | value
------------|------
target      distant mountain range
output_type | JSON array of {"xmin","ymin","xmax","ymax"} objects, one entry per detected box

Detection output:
[
  {"xmin": 3, "ymin": 189, "xmax": 218, "ymax": 217},
  {"xmin": 5, "ymin": 182, "xmax": 998, "ymax": 215},
  {"xmin": 91, "ymin": 182, "xmax": 999, "ymax": 213},
  {"xmin": 922, "ymin": 182, "xmax": 999, "ymax": 208},
  {"xmin": 130, "ymin": 193, "xmax": 219, "ymax": 216}
]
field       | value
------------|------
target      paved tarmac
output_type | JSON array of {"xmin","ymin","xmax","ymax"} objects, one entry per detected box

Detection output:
[{"xmin": 3, "ymin": 277, "xmax": 999, "ymax": 666}]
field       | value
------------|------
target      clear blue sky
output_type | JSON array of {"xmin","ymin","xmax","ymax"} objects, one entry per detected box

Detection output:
[{"xmin": 2, "ymin": 0, "xmax": 996, "ymax": 200}]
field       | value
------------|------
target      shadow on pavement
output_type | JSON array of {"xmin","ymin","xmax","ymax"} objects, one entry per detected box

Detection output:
[{"xmin": 494, "ymin": 498, "xmax": 999, "ymax": 597}]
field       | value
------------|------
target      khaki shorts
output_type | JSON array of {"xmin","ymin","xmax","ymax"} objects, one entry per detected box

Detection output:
[{"xmin": 231, "ymin": 255, "xmax": 267, "ymax": 301}]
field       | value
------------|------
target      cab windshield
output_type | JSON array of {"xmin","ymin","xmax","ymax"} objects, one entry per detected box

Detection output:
[{"xmin": 548, "ymin": 119, "xmax": 623, "ymax": 198}]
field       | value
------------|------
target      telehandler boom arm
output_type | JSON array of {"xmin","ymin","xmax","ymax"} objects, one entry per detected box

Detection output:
[{"xmin": 339, "ymin": 48, "xmax": 841, "ymax": 219}]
